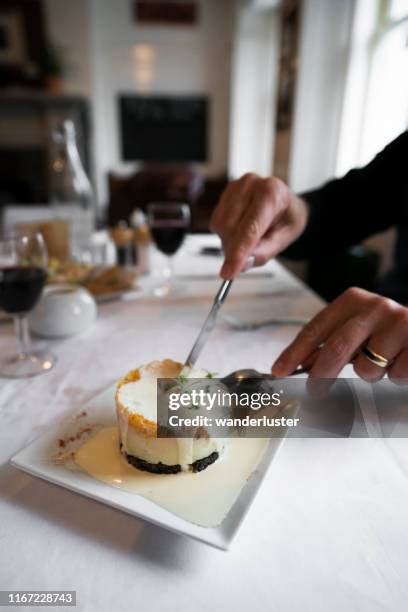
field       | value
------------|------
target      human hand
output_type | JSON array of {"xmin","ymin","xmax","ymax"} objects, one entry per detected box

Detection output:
[
  {"xmin": 272, "ymin": 287, "xmax": 408, "ymax": 383},
  {"xmin": 210, "ymin": 173, "xmax": 308, "ymax": 279}
]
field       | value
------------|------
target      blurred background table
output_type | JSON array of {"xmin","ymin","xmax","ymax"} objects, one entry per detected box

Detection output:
[{"xmin": 1, "ymin": 236, "xmax": 408, "ymax": 612}]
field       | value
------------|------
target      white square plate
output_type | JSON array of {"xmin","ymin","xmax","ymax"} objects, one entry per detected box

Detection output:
[{"xmin": 11, "ymin": 385, "xmax": 285, "ymax": 550}]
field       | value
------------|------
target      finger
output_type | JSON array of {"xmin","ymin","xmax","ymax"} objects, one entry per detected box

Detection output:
[
  {"xmin": 252, "ymin": 219, "xmax": 307, "ymax": 266},
  {"xmin": 388, "ymin": 349, "xmax": 408, "ymax": 385},
  {"xmin": 270, "ymin": 347, "xmax": 320, "ymax": 380},
  {"xmin": 210, "ymin": 174, "xmax": 256, "ymax": 241},
  {"xmin": 308, "ymin": 316, "xmax": 371, "ymax": 379},
  {"xmin": 301, "ymin": 348, "xmax": 321, "ymax": 371},
  {"xmin": 271, "ymin": 287, "xmax": 382, "ymax": 376},
  {"xmin": 221, "ymin": 187, "xmax": 282, "ymax": 278},
  {"xmin": 209, "ymin": 180, "xmax": 240, "ymax": 235},
  {"xmin": 251, "ymin": 228, "xmax": 279, "ymax": 267},
  {"xmin": 272, "ymin": 299, "xmax": 352, "ymax": 376},
  {"xmin": 242, "ymin": 255, "xmax": 256, "ymax": 272},
  {"xmin": 304, "ymin": 317, "xmax": 371, "ymax": 398},
  {"xmin": 354, "ymin": 319, "xmax": 408, "ymax": 382}
]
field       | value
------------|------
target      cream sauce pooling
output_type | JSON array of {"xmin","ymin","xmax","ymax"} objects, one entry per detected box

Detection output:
[{"xmin": 74, "ymin": 427, "xmax": 268, "ymax": 528}]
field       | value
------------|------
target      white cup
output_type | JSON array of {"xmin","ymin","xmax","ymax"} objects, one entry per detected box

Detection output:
[{"xmin": 29, "ymin": 285, "xmax": 97, "ymax": 338}]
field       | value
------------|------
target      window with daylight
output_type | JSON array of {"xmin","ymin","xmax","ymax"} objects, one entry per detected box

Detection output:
[{"xmin": 337, "ymin": 0, "xmax": 408, "ymax": 175}]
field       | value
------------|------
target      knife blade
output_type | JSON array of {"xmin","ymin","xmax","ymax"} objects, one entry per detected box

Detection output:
[{"xmin": 184, "ymin": 279, "xmax": 232, "ymax": 368}]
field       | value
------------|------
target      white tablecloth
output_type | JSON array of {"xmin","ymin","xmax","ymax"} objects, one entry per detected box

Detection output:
[{"xmin": 1, "ymin": 236, "xmax": 408, "ymax": 612}]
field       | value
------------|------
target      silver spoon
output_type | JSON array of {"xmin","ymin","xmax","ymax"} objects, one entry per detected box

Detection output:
[{"xmin": 221, "ymin": 365, "xmax": 308, "ymax": 385}]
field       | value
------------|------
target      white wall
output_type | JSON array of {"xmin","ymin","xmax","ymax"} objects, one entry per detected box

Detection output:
[
  {"xmin": 335, "ymin": 0, "xmax": 378, "ymax": 177},
  {"xmin": 44, "ymin": 0, "xmax": 91, "ymax": 96},
  {"xmin": 288, "ymin": 0, "xmax": 400, "ymax": 277},
  {"xmin": 88, "ymin": 0, "xmax": 234, "ymax": 204},
  {"xmin": 289, "ymin": 0, "xmax": 356, "ymax": 192},
  {"xmin": 43, "ymin": 0, "xmax": 234, "ymax": 207},
  {"xmin": 228, "ymin": 1, "xmax": 280, "ymax": 178},
  {"xmin": 229, "ymin": 0, "xmax": 358, "ymax": 190}
]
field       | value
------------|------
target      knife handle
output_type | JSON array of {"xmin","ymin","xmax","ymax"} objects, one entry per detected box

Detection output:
[
  {"xmin": 215, "ymin": 255, "xmax": 255, "ymax": 304},
  {"xmin": 214, "ymin": 279, "xmax": 233, "ymax": 305}
]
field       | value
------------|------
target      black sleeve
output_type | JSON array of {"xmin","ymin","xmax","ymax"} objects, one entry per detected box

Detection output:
[{"xmin": 283, "ymin": 131, "xmax": 408, "ymax": 260}]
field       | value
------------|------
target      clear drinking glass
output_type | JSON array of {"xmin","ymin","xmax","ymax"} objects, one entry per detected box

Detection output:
[
  {"xmin": 147, "ymin": 202, "xmax": 190, "ymax": 296},
  {"xmin": 0, "ymin": 232, "xmax": 56, "ymax": 378}
]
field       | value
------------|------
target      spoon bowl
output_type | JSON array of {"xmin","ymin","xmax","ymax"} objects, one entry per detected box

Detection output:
[{"xmin": 221, "ymin": 366, "xmax": 307, "ymax": 386}]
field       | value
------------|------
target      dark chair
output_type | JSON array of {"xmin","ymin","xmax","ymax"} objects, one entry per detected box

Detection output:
[{"xmin": 106, "ymin": 164, "xmax": 203, "ymax": 227}]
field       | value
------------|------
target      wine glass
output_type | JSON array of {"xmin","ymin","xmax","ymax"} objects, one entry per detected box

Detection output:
[
  {"xmin": 147, "ymin": 202, "xmax": 191, "ymax": 296},
  {"xmin": 0, "ymin": 232, "xmax": 56, "ymax": 378}
]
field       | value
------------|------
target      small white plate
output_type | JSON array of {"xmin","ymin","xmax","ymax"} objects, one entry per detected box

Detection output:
[{"xmin": 11, "ymin": 385, "xmax": 285, "ymax": 550}]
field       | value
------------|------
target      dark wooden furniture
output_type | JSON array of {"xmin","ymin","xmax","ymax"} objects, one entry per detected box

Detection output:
[{"xmin": 107, "ymin": 165, "xmax": 228, "ymax": 232}]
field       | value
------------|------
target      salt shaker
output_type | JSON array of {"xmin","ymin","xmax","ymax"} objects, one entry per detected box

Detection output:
[
  {"xmin": 110, "ymin": 221, "xmax": 137, "ymax": 267},
  {"xmin": 130, "ymin": 209, "xmax": 151, "ymax": 274}
]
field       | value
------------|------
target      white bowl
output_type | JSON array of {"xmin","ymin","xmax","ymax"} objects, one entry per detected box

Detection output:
[{"xmin": 29, "ymin": 285, "xmax": 97, "ymax": 338}]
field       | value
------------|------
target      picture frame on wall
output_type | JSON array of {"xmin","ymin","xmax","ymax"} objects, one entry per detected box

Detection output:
[
  {"xmin": 0, "ymin": 0, "xmax": 47, "ymax": 88},
  {"xmin": 0, "ymin": 11, "xmax": 28, "ymax": 67},
  {"xmin": 133, "ymin": 1, "xmax": 198, "ymax": 26}
]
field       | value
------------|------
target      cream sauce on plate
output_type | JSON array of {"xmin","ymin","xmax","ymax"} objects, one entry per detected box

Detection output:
[{"xmin": 75, "ymin": 427, "xmax": 268, "ymax": 527}]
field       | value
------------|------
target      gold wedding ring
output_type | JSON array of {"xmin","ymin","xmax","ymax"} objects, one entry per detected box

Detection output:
[{"xmin": 361, "ymin": 346, "xmax": 390, "ymax": 369}]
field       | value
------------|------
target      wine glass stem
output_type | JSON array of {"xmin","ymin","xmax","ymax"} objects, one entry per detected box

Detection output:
[
  {"xmin": 14, "ymin": 315, "xmax": 32, "ymax": 358},
  {"xmin": 165, "ymin": 256, "xmax": 174, "ymax": 280}
]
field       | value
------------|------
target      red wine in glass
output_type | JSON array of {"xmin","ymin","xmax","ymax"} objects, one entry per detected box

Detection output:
[
  {"xmin": 0, "ymin": 266, "xmax": 47, "ymax": 314},
  {"xmin": 147, "ymin": 202, "xmax": 191, "ymax": 296},
  {"xmin": 150, "ymin": 220, "xmax": 187, "ymax": 256},
  {"xmin": 0, "ymin": 232, "xmax": 55, "ymax": 378}
]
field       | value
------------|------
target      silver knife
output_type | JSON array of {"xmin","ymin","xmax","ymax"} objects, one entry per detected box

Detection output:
[{"xmin": 184, "ymin": 279, "xmax": 233, "ymax": 368}]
